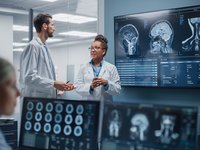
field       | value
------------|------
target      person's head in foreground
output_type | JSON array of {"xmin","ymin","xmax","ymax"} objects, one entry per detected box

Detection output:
[{"xmin": 0, "ymin": 57, "xmax": 20, "ymax": 116}]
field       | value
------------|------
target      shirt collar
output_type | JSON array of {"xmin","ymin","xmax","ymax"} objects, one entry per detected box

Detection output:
[{"xmin": 89, "ymin": 59, "xmax": 104, "ymax": 67}]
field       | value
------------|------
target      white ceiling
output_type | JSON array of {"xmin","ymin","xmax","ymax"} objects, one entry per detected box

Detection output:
[{"xmin": 0, "ymin": 0, "xmax": 97, "ymax": 49}]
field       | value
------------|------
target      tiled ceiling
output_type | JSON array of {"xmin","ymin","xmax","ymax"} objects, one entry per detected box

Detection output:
[{"xmin": 0, "ymin": 0, "xmax": 97, "ymax": 49}]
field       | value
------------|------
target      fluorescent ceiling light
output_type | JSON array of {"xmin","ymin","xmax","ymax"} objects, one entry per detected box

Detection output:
[
  {"xmin": 0, "ymin": 7, "xmax": 28, "ymax": 15},
  {"xmin": 13, "ymin": 25, "xmax": 28, "ymax": 32},
  {"xmin": 53, "ymin": 13, "xmax": 97, "ymax": 24},
  {"xmin": 22, "ymin": 38, "xmax": 28, "ymax": 41},
  {"xmin": 13, "ymin": 42, "xmax": 28, "ymax": 47},
  {"xmin": 46, "ymin": 38, "xmax": 63, "ymax": 43},
  {"xmin": 22, "ymin": 38, "xmax": 63, "ymax": 43},
  {"xmin": 59, "ymin": 31, "xmax": 97, "ymax": 37},
  {"xmin": 13, "ymin": 25, "xmax": 35, "ymax": 32},
  {"xmin": 40, "ymin": 0, "xmax": 58, "ymax": 2},
  {"xmin": 13, "ymin": 48, "xmax": 24, "ymax": 52}
]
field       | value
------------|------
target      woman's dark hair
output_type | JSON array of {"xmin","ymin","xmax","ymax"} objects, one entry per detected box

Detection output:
[
  {"xmin": 34, "ymin": 13, "xmax": 52, "ymax": 33},
  {"xmin": 94, "ymin": 34, "xmax": 108, "ymax": 56}
]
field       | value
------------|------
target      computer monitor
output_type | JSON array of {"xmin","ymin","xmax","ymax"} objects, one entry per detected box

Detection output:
[
  {"xmin": 115, "ymin": 5, "xmax": 200, "ymax": 88},
  {"xmin": 101, "ymin": 102, "xmax": 198, "ymax": 150},
  {"xmin": 19, "ymin": 97, "xmax": 100, "ymax": 150},
  {"xmin": 0, "ymin": 119, "xmax": 18, "ymax": 150}
]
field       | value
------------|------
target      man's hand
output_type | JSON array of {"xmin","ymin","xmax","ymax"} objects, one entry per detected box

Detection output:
[{"xmin": 54, "ymin": 81, "xmax": 75, "ymax": 91}]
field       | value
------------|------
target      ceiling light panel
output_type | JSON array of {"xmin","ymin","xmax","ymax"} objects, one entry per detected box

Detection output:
[
  {"xmin": 13, "ymin": 25, "xmax": 35, "ymax": 32},
  {"xmin": 59, "ymin": 31, "xmax": 96, "ymax": 37},
  {"xmin": 53, "ymin": 13, "xmax": 97, "ymax": 24},
  {"xmin": 13, "ymin": 42, "xmax": 28, "ymax": 47},
  {"xmin": 40, "ymin": 0, "xmax": 58, "ymax": 2}
]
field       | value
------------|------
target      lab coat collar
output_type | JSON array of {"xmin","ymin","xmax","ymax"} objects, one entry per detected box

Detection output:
[
  {"xmin": 34, "ymin": 36, "xmax": 56, "ymax": 80},
  {"xmin": 34, "ymin": 36, "xmax": 45, "ymax": 46},
  {"xmin": 89, "ymin": 59, "xmax": 104, "ymax": 67},
  {"xmin": 89, "ymin": 59, "xmax": 106, "ymax": 77}
]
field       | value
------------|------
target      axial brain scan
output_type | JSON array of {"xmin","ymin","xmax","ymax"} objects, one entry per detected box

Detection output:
[
  {"xmin": 108, "ymin": 109, "xmax": 122, "ymax": 138},
  {"xmin": 182, "ymin": 17, "xmax": 200, "ymax": 52},
  {"xmin": 155, "ymin": 115, "xmax": 179, "ymax": 144},
  {"xmin": 149, "ymin": 20, "xmax": 174, "ymax": 54},
  {"xmin": 119, "ymin": 24, "xmax": 139, "ymax": 57}
]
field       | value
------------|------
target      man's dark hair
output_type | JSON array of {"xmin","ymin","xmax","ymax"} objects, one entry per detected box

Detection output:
[
  {"xmin": 94, "ymin": 34, "xmax": 108, "ymax": 56},
  {"xmin": 34, "ymin": 13, "xmax": 52, "ymax": 33}
]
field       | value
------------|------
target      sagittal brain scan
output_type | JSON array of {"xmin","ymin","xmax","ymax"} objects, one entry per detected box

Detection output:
[
  {"xmin": 182, "ymin": 17, "xmax": 200, "ymax": 53},
  {"xmin": 115, "ymin": 6, "xmax": 200, "ymax": 87},
  {"xmin": 130, "ymin": 113, "xmax": 149, "ymax": 141},
  {"xmin": 119, "ymin": 24, "xmax": 139, "ymax": 57},
  {"xmin": 149, "ymin": 20, "xmax": 174, "ymax": 55},
  {"xmin": 101, "ymin": 102, "xmax": 198, "ymax": 150},
  {"xmin": 19, "ymin": 97, "xmax": 99, "ymax": 150}
]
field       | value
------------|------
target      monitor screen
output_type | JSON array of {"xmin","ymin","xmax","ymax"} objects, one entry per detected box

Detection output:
[
  {"xmin": 115, "ymin": 5, "xmax": 200, "ymax": 87},
  {"xmin": 19, "ymin": 97, "xmax": 100, "ymax": 150},
  {"xmin": 0, "ymin": 119, "xmax": 18, "ymax": 150},
  {"xmin": 101, "ymin": 102, "xmax": 198, "ymax": 150}
]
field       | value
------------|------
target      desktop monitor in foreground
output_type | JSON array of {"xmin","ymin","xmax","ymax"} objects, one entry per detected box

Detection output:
[
  {"xmin": 19, "ymin": 97, "xmax": 100, "ymax": 150},
  {"xmin": 101, "ymin": 102, "xmax": 198, "ymax": 150}
]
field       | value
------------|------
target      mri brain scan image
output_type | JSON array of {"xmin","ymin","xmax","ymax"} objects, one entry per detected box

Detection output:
[
  {"xmin": 155, "ymin": 115, "xmax": 179, "ymax": 144},
  {"xmin": 149, "ymin": 20, "xmax": 174, "ymax": 55},
  {"xmin": 119, "ymin": 24, "xmax": 139, "ymax": 57},
  {"xmin": 182, "ymin": 17, "xmax": 200, "ymax": 53},
  {"xmin": 130, "ymin": 113, "xmax": 149, "ymax": 141},
  {"xmin": 108, "ymin": 109, "xmax": 122, "ymax": 138}
]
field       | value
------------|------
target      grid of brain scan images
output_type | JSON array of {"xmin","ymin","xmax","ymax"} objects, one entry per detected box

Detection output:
[
  {"xmin": 114, "ymin": 5, "xmax": 200, "ymax": 87},
  {"xmin": 101, "ymin": 102, "xmax": 198, "ymax": 150},
  {"xmin": 19, "ymin": 97, "xmax": 99, "ymax": 150}
]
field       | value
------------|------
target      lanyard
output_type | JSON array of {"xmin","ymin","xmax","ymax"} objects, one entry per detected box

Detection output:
[{"xmin": 92, "ymin": 65, "xmax": 101, "ymax": 77}]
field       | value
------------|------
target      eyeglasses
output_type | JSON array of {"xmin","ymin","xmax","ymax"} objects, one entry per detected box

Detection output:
[{"xmin": 89, "ymin": 46, "xmax": 104, "ymax": 52}]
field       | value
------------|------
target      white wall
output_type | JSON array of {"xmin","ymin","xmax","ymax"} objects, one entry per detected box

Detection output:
[
  {"xmin": 50, "ymin": 40, "xmax": 91, "ymax": 99},
  {"xmin": 0, "ymin": 14, "xmax": 13, "ymax": 62},
  {"xmin": 50, "ymin": 41, "xmax": 91, "ymax": 82}
]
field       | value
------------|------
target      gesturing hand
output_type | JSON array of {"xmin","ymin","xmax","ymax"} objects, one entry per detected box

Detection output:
[
  {"xmin": 90, "ymin": 77, "xmax": 108, "ymax": 90},
  {"xmin": 54, "ymin": 81, "xmax": 75, "ymax": 91}
]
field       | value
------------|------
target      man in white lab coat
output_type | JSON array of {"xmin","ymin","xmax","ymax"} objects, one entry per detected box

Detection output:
[
  {"xmin": 75, "ymin": 35, "xmax": 121, "ymax": 101},
  {"xmin": 19, "ymin": 13, "xmax": 74, "ymax": 98}
]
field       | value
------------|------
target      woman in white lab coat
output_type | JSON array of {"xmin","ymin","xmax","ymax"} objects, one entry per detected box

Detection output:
[
  {"xmin": 0, "ymin": 57, "xmax": 20, "ymax": 150},
  {"xmin": 75, "ymin": 35, "xmax": 121, "ymax": 101}
]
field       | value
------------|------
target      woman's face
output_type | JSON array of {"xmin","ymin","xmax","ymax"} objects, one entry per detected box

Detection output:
[
  {"xmin": 90, "ymin": 41, "xmax": 105, "ymax": 61},
  {"xmin": 0, "ymin": 72, "xmax": 20, "ymax": 115}
]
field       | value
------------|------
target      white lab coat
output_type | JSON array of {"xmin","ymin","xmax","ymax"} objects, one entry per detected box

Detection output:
[
  {"xmin": 75, "ymin": 60, "xmax": 121, "ymax": 101},
  {"xmin": 19, "ymin": 37, "xmax": 57, "ymax": 98}
]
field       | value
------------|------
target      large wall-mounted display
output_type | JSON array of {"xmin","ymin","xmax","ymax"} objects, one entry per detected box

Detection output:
[
  {"xmin": 19, "ymin": 97, "xmax": 100, "ymax": 150},
  {"xmin": 115, "ymin": 5, "xmax": 200, "ymax": 87},
  {"xmin": 101, "ymin": 102, "xmax": 198, "ymax": 150}
]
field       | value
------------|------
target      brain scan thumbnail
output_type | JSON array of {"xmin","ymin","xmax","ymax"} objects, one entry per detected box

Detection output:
[
  {"xmin": 19, "ymin": 98, "xmax": 100, "ymax": 150},
  {"xmin": 130, "ymin": 113, "xmax": 149, "ymax": 141},
  {"xmin": 155, "ymin": 115, "xmax": 179, "ymax": 144},
  {"xmin": 108, "ymin": 109, "xmax": 122, "ymax": 138},
  {"xmin": 182, "ymin": 17, "xmax": 200, "ymax": 53},
  {"xmin": 149, "ymin": 20, "xmax": 174, "ymax": 55},
  {"xmin": 119, "ymin": 24, "xmax": 139, "ymax": 57}
]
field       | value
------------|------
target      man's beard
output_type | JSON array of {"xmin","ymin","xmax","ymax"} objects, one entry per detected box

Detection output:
[{"xmin": 46, "ymin": 30, "xmax": 54, "ymax": 38}]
